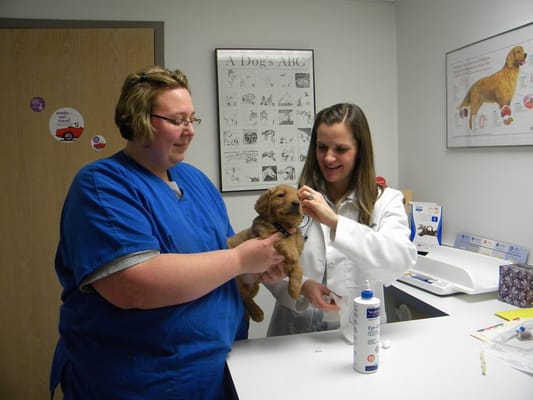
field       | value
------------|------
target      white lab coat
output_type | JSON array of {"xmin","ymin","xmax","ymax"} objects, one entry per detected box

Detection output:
[{"xmin": 265, "ymin": 186, "xmax": 417, "ymax": 336}]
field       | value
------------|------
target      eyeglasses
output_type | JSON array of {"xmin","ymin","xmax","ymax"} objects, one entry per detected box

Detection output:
[{"xmin": 150, "ymin": 113, "xmax": 202, "ymax": 127}]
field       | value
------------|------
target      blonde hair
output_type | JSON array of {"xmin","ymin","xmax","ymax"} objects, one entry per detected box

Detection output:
[
  {"xmin": 298, "ymin": 103, "xmax": 380, "ymax": 226},
  {"xmin": 114, "ymin": 66, "xmax": 190, "ymax": 146}
]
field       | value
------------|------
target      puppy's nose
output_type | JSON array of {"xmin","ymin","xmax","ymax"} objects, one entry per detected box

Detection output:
[{"xmin": 291, "ymin": 200, "xmax": 300, "ymax": 208}]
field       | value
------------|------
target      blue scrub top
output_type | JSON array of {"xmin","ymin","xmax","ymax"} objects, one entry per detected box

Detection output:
[{"xmin": 50, "ymin": 151, "xmax": 246, "ymax": 399}]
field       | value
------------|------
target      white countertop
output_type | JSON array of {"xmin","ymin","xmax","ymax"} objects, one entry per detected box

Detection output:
[{"xmin": 228, "ymin": 282, "xmax": 532, "ymax": 399}]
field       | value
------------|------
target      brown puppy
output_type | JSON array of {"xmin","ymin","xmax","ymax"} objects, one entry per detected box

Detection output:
[
  {"xmin": 458, "ymin": 45, "xmax": 527, "ymax": 128},
  {"xmin": 227, "ymin": 184, "xmax": 304, "ymax": 322}
]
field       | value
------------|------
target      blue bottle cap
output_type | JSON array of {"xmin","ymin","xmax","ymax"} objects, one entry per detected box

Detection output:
[{"xmin": 361, "ymin": 280, "xmax": 373, "ymax": 299}]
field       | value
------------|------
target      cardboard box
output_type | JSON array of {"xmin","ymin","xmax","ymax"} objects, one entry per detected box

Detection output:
[
  {"xmin": 409, "ymin": 202, "xmax": 442, "ymax": 253},
  {"xmin": 400, "ymin": 189, "xmax": 413, "ymax": 216},
  {"xmin": 498, "ymin": 263, "xmax": 533, "ymax": 307}
]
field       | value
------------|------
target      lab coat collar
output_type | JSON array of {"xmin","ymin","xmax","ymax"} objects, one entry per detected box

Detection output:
[{"xmin": 323, "ymin": 190, "xmax": 356, "ymax": 208}]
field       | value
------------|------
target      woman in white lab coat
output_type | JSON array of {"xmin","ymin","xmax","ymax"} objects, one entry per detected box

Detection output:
[{"xmin": 266, "ymin": 103, "xmax": 417, "ymax": 336}]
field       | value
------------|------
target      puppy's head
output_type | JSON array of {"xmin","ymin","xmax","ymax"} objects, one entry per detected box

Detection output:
[
  {"xmin": 255, "ymin": 184, "xmax": 303, "ymax": 227},
  {"xmin": 507, "ymin": 46, "xmax": 527, "ymax": 68}
]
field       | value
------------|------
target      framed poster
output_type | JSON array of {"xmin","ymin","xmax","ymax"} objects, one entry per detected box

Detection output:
[
  {"xmin": 215, "ymin": 48, "xmax": 315, "ymax": 192},
  {"xmin": 446, "ymin": 22, "xmax": 533, "ymax": 148}
]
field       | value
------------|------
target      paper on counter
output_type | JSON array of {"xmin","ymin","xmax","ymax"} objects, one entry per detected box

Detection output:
[{"xmin": 495, "ymin": 308, "xmax": 533, "ymax": 321}]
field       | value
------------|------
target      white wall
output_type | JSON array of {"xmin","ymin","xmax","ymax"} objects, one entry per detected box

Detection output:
[
  {"xmin": 4, "ymin": 0, "xmax": 530, "ymax": 339},
  {"xmin": 396, "ymin": 0, "xmax": 533, "ymax": 257},
  {"xmin": 0, "ymin": 0, "xmax": 397, "ymax": 338}
]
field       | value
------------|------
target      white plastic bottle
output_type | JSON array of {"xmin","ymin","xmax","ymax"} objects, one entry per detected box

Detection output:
[{"xmin": 353, "ymin": 280, "xmax": 380, "ymax": 373}]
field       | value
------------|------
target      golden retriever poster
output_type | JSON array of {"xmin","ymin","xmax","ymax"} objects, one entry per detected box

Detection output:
[{"xmin": 446, "ymin": 22, "xmax": 533, "ymax": 147}]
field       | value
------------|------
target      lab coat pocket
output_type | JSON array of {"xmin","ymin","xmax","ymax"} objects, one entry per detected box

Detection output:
[{"xmin": 344, "ymin": 261, "xmax": 359, "ymax": 288}]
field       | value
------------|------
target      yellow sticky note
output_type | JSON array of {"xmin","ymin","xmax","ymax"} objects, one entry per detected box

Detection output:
[{"xmin": 496, "ymin": 308, "xmax": 533, "ymax": 321}]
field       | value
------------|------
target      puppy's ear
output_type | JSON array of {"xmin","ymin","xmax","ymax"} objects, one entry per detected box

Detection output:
[
  {"xmin": 255, "ymin": 187, "xmax": 272, "ymax": 219},
  {"xmin": 507, "ymin": 48, "xmax": 516, "ymax": 68}
]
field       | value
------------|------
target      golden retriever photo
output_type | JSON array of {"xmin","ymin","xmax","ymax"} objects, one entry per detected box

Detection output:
[
  {"xmin": 458, "ymin": 45, "xmax": 527, "ymax": 128},
  {"xmin": 227, "ymin": 184, "xmax": 304, "ymax": 322}
]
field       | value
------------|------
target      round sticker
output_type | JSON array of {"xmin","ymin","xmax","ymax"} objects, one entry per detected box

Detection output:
[
  {"xmin": 91, "ymin": 135, "xmax": 107, "ymax": 151},
  {"xmin": 30, "ymin": 97, "xmax": 46, "ymax": 112},
  {"xmin": 49, "ymin": 107, "xmax": 85, "ymax": 142}
]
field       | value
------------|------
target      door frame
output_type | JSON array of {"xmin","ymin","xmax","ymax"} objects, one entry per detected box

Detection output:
[{"xmin": 0, "ymin": 17, "xmax": 164, "ymax": 66}]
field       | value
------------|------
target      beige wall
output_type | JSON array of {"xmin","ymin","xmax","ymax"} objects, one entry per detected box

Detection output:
[
  {"xmin": 2, "ymin": 0, "xmax": 532, "ymax": 344},
  {"xmin": 0, "ymin": 0, "xmax": 398, "ymax": 340},
  {"xmin": 397, "ymin": 0, "xmax": 533, "ymax": 256}
]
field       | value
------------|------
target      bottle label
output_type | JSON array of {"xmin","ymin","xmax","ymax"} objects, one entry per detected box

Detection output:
[
  {"xmin": 366, "ymin": 306, "xmax": 380, "ymax": 319},
  {"xmin": 368, "ymin": 324, "xmax": 380, "ymax": 339},
  {"xmin": 353, "ymin": 302, "xmax": 380, "ymax": 374}
]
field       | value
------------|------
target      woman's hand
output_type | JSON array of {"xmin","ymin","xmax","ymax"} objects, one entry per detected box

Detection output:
[
  {"xmin": 239, "ymin": 261, "xmax": 287, "ymax": 285},
  {"xmin": 235, "ymin": 232, "xmax": 286, "ymax": 275},
  {"xmin": 298, "ymin": 185, "xmax": 338, "ymax": 229},
  {"xmin": 301, "ymin": 279, "xmax": 341, "ymax": 312},
  {"xmin": 236, "ymin": 226, "xmax": 297, "ymax": 282},
  {"xmin": 258, "ymin": 262, "xmax": 287, "ymax": 283}
]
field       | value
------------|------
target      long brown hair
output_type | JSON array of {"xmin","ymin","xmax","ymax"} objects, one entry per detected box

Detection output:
[{"xmin": 298, "ymin": 103, "xmax": 380, "ymax": 226}]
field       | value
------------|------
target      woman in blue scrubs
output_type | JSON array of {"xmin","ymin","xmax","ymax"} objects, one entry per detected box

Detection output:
[{"xmin": 50, "ymin": 66, "xmax": 287, "ymax": 399}]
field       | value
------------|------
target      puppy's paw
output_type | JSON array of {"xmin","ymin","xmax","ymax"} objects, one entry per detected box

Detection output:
[{"xmin": 276, "ymin": 244, "xmax": 300, "ymax": 264}]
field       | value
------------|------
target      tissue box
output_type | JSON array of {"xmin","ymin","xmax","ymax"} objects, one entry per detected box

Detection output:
[
  {"xmin": 498, "ymin": 263, "xmax": 533, "ymax": 307},
  {"xmin": 409, "ymin": 202, "xmax": 442, "ymax": 253}
]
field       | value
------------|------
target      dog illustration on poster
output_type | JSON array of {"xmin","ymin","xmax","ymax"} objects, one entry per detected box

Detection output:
[{"xmin": 457, "ymin": 45, "xmax": 527, "ymax": 129}]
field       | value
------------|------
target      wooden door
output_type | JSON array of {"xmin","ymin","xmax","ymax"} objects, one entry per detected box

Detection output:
[{"xmin": 0, "ymin": 22, "xmax": 159, "ymax": 399}]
